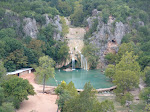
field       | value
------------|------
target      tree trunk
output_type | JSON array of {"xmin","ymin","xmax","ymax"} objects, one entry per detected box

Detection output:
[{"xmin": 43, "ymin": 74, "xmax": 46, "ymax": 93}]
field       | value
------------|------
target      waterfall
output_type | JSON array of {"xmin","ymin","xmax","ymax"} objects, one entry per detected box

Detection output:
[
  {"xmin": 80, "ymin": 54, "xmax": 88, "ymax": 70},
  {"xmin": 72, "ymin": 57, "xmax": 75, "ymax": 70},
  {"xmin": 81, "ymin": 54, "xmax": 83, "ymax": 68}
]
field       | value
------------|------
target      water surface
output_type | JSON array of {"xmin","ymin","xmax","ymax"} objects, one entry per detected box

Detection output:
[{"xmin": 46, "ymin": 69, "xmax": 113, "ymax": 89}]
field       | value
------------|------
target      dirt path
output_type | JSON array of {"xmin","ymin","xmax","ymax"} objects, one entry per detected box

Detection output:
[{"xmin": 16, "ymin": 73, "xmax": 58, "ymax": 112}]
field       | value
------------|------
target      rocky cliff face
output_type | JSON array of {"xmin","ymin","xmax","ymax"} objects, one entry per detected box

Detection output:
[
  {"xmin": 23, "ymin": 18, "xmax": 38, "ymax": 38},
  {"xmin": 2, "ymin": 11, "xmax": 63, "ymax": 40},
  {"xmin": 86, "ymin": 9, "xmax": 131, "ymax": 68},
  {"xmin": 44, "ymin": 14, "xmax": 63, "ymax": 41},
  {"xmin": 23, "ymin": 14, "xmax": 63, "ymax": 40}
]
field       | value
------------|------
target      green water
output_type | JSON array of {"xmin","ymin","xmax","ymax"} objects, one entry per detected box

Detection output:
[{"xmin": 46, "ymin": 69, "xmax": 113, "ymax": 89}]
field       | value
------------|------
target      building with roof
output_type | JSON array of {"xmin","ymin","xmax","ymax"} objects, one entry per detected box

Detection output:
[{"xmin": 6, "ymin": 68, "xmax": 33, "ymax": 76}]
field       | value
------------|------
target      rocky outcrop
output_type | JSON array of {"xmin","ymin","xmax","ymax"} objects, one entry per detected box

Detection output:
[
  {"xmin": 44, "ymin": 14, "xmax": 63, "ymax": 41},
  {"xmin": 44, "ymin": 14, "xmax": 53, "ymax": 26},
  {"xmin": 22, "ymin": 14, "xmax": 63, "ymax": 40},
  {"xmin": 3, "ymin": 10, "xmax": 63, "ymax": 40},
  {"xmin": 23, "ymin": 18, "xmax": 38, "ymax": 38},
  {"xmin": 86, "ymin": 10, "xmax": 131, "ymax": 68},
  {"xmin": 53, "ymin": 15, "xmax": 63, "ymax": 41}
]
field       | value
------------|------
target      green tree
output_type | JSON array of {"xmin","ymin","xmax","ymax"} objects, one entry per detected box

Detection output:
[
  {"xmin": 5, "ymin": 50, "xmax": 28, "ymax": 71},
  {"xmin": 64, "ymin": 82, "xmax": 115, "ymax": 112},
  {"xmin": 145, "ymin": 104, "xmax": 150, "ymax": 112},
  {"xmin": 0, "ymin": 77, "xmax": 35, "ymax": 108},
  {"xmin": 105, "ymin": 64, "xmax": 115, "ymax": 80},
  {"xmin": 57, "ymin": 43, "xmax": 69, "ymax": 63},
  {"xmin": 0, "ymin": 61, "xmax": 6, "ymax": 78},
  {"xmin": 60, "ymin": 16, "xmax": 69, "ymax": 36},
  {"xmin": 82, "ymin": 44, "xmax": 99, "ymax": 69},
  {"xmin": 144, "ymin": 67, "xmax": 150, "ymax": 86},
  {"xmin": 57, "ymin": 0, "xmax": 72, "ymax": 16},
  {"xmin": 0, "ymin": 87, "xmax": 5, "ymax": 105},
  {"xmin": 0, "ymin": 102, "xmax": 15, "ymax": 112},
  {"xmin": 35, "ymin": 55, "xmax": 55, "ymax": 93},
  {"xmin": 70, "ymin": 1, "xmax": 84, "ymax": 26},
  {"xmin": 140, "ymin": 87, "xmax": 150, "ymax": 104},
  {"xmin": 105, "ymin": 53, "xmax": 116, "ymax": 64},
  {"xmin": 28, "ymin": 39, "xmax": 45, "ymax": 59},
  {"xmin": 55, "ymin": 81, "xmax": 78, "ymax": 112},
  {"xmin": 0, "ymin": 41, "xmax": 6, "ymax": 59},
  {"xmin": 110, "ymin": 52, "xmax": 141, "ymax": 105},
  {"xmin": 0, "ymin": 87, "xmax": 15, "ymax": 112},
  {"xmin": 113, "ymin": 70, "xmax": 139, "ymax": 93},
  {"xmin": 115, "ymin": 42, "xmax": 135, "ymax": 64},
  {"xmin": 115, "ymin": 52, "xmax": 141, "ymax": 76},
  {"xmin": 0, "ymin": 28, "xmax": 16, "ymax": 39}
]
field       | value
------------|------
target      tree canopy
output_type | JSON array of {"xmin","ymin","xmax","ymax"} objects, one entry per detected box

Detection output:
[
  {"xmin": 0, "ymin": 76, "xmax": 35, "ymax": 108},
  {"xmin": 35, "ymin": 55, "xmax": 55, "ymax": 93}
]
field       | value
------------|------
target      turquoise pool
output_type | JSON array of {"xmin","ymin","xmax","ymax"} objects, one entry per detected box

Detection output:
[{"xmin": 46, "ymin": 69, "xmax": 113, "ymax": 89}]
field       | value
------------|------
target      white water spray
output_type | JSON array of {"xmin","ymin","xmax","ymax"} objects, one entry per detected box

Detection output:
[
  {"xmin": 80, "ymin": 54, "xmax": 87, "ymax": 70},
  {"xmin": 72, "ymin": 57, "xmax": 75, "ymax": 70}
]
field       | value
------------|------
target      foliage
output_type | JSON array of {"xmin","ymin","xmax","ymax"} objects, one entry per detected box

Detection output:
[
  {"xmin": 55, "ymin": 81, "xmax": 78, "ymax": 112},
  {"xmin": 105, "ymin": 53, "xmax": 116, "ymax": 64},
  {"xmin": 82, "ymin": 44, "xmax": 99, "ymax": 69},
  {"xmin": 57, "ymin": 0, "xmax": 72, "ymax": 16},
  {"xmin": 114, "ymin": 52, "xmax": 140, "ymax": 93},
  {"xmin": 0, "ymin": 61, "xmax": 6, "ymax": 78},
  {"xmin": 0, "ymin": 28, "xmax": 16, "ymax": 39},
  {"xmin": 84, "ymin": 18, "xmax": 98, "ymax": 40},
  {"xmin": 105, "ymin": 64, "xmax": 115, "ymax": 79},
  {"xmin": 145, "ymin": 104, "xmax": 150, "ymax": 112},
  {"xmin": 115, "ymin": 42, "xmax": 138, "ymax": 64},
  {"xmin": 63, "ymin": 82, "xmax": 115, "ymax": 112},
  {"xmin": 113, "ymin": 70, "xmax": 139, "ymax": 93},
  {"xmin": 0, "ymin": 102, "xmax": 15, "ymax": 112},
  {"xmin": 60, "ymin": 16, "xmax": 69, "ymax": 36},
  {"xmin": 115, "ymin": 52, "xmax": 141, "ymax": 76},
  {"xmin": 28, "ymin": 39, "xmax": 45, "ymax": 59},
  {"xmin": 5, "ymin": 50, "xmax": 28, "ymax": 71},
  {"xmin": 55, "ymin": 80, "xmax": 67, "ymax": 95},
  {"xmin": 70, "ymin": 1, "xmax": 84, "ymax": 26},
  {"xmin": 38, "ymin": 24, "xmax": 69, "ymax": 64},
  {"xmin": 140, "ymin": 87, "xmax": 150, "ymax": 104},
  {"xmin": 105, "ymin": 52, "xmax": 141, "ymax": 105},
  {"xmin": 0, "ymin": 76, "xmax": 35, "ymax": 108},
  {"xmin": 35, "ymin": 55, "xmax": 55, "ymax": 93},
  {"xmin": 144, "ymin": 67, "xmax": 150, "ymax": 87},
  {"xmin": 116, "ymin": 92, "xmax": 133, "ymax": 106}
]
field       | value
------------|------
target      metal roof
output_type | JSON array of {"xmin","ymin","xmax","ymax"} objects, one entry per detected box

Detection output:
[{"xmin": 6, "ymin": 68, "xmax": 33, "ymax": 75}]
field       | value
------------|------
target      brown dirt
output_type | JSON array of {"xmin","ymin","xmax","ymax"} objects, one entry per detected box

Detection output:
[{"xmin": 16, "ymin": 73, "xmax": 58, "ymax": 112}]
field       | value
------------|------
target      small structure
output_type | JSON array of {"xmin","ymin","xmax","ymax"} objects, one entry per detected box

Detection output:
[
  {"xmin": 6, "ymin": 68, "xmax": 33, "ymax": 76},
  {"xmin": 77, "ymin": 86, "xmax": 117, "ymax": 92}
]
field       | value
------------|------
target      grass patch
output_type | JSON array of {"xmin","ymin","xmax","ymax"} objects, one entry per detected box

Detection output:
[
  {"xmin": 97, "ymin": 95, "xmax": 145, "ymax": 112},
  {"xmin": 130, "ymin": 101, "xmax": 145, "ymax": 112},
  {"xmin": 97, "ymin": 95, "xmax": 128, "ymax": 112}
]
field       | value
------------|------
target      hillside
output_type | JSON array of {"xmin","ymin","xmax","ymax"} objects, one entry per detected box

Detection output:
[{"xmin": 0, "ymin": 0, "xmax": 150, "ymax": 111}]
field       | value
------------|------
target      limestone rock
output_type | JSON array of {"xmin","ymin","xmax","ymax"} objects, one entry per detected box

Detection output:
[
  {"xmin": 23, "ymin": 18, "xmax": 38, "ymax": 38},
  {"xmin": 44, "ymin": 14, "xmax": 53, "ymax": 26},
  {"xmin": 44, "ymin": 15, "xmax": 63, "ymax": 41},
  {"xmin": 86, "ymin": 12, "xmax": 131, "ymax": 68},
  {"xmin": 92, "ymin": 9, "xmax": 101, "ymax": 16},
  {"xmin": 138, "ymin": 21, "xmax": 144, "ymax": 26},
  {"xmin": 53, "ymin": 15, "xmax": 62, "ymax": 41}
]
